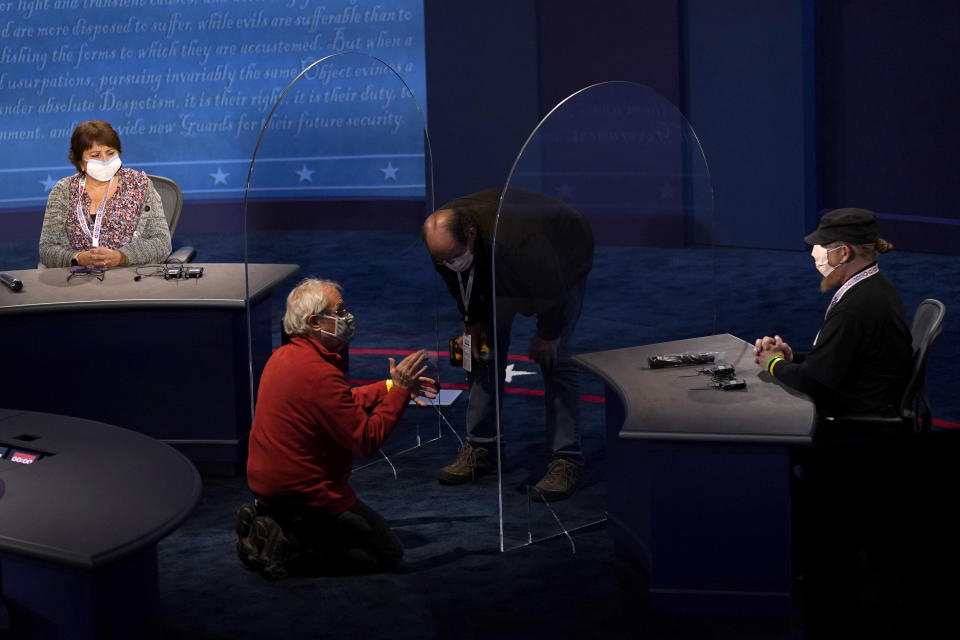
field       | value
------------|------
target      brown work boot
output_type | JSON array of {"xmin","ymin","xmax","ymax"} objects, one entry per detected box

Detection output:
[
  {"xmin": 250, "ymin": 515, "xmax": 296, "ymax": 581},
  {"xmin": 235, "ymin": 503, "xmax": 261, "ymax": 571},
  {"xmin": 533, "ymin": 459, "xmax": 582, "ymax": 501},
  {"xmin": 437, "ymin": 442, "xmax": 497, "ymax": 485}
]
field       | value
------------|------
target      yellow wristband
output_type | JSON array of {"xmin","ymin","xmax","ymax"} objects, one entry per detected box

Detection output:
[
  {"xmin": 385, "ymin": 379, "xmax": 393, "ymax": 392},
  {"xmin": 766, "ymin": 355, "xmax": 784, "ymax": 375}
]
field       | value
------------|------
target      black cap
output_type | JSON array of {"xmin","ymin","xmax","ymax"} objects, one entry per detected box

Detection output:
[{"xmin": 803, "ymin": 208, "xmax": 879, "ymax": 245}]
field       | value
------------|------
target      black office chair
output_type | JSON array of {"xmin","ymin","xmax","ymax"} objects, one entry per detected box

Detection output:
[
  {"xmin": 147, "ymin": 174, "xmax": 196, "ymax": 263},
  {"xmin": 822, "ymin": 298, "xmax": 946, "ymax": 437},
  {"xmin": 800, "ymin": 299, "xmax": 947, "ymax": 601},
  {"xmin": 904, "ymin": 298, "xmax": 946, "ymax": 432}
]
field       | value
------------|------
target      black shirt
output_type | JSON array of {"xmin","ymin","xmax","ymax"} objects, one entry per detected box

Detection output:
[
  {"xmin": 434, "ymin": 189, "xmax": 594, "ymax": 340},
  {"xmin": 773, "ymin": 266, "xmax": 913, "ymax": 416}
]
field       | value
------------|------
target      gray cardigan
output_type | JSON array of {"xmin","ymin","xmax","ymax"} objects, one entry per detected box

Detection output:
[{"xmin": 39, "ymin": 172, "xmax": 172, "ymax": 267}]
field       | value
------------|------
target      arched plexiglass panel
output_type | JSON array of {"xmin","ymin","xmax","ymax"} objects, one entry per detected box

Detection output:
[
  {"xmin": 242, "ymin": 53, "xmax": 451, "ymax": 478},
  {"xmin": 492, "ymin": 82, "xmax": 715, "ymax": 551}
]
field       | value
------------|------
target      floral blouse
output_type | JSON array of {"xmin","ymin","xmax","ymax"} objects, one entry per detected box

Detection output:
[{"xmin": 65, "ymin": 168, "xmax": 148, "ymax": 251}]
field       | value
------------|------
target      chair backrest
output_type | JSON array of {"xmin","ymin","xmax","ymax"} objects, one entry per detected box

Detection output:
[
  {"xmin": 146, "ymin": 174, "xmax": 184, "ymax": 236},
  {"xmin": 900, "ymin": 298, "xmax": 946, "ymax": 426}
]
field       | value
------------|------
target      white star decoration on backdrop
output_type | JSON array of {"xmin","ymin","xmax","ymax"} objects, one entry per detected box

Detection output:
[
  {"xmin": 295, "ymin": 165, "xmax": 315, "ymax": 183},
  {"xmin": 210, "ymin": 168, "xmax": 229, "ymax": 185},
  {"xmin": 40, "ymin": 174, "xmax": 58, "ymax": 192},
  {"xmin": 504, "ymin": 363, "xmax": 536, "ymax": 384},
  {"xmin": 379, "ymin": 162, "xmax": 399, "ymax": 181}
]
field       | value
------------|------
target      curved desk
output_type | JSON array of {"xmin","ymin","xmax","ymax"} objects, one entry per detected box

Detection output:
[
  {"xmin": 0, "ymin": 263, "xmax": 299, "ymax": 474},
  {"xmin": 573, "ymin": 334, "xmax": 816, "ymax": 618},
  {"xmin": 0, "ymin": 408, "xmax": 201, "ymax": 638}
]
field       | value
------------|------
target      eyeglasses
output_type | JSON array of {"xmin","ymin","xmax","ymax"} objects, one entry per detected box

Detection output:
[
  {"xmin": 327, "ymin": 307, "xmax": 350, "ymax": 318},
  {"xmin": 67, "ymin": 265, "xmax": 106, "ymax": 282}
]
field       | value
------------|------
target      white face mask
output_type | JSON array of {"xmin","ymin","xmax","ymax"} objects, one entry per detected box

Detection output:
[
  {"xmin": 85, "ymin": 154, "xmax": 122, "ymax": 182},
  {"xmin": 443, "ymin": 247, "xmax": 474, "ymax": 273},
  {"xmin": 812, "ymin": 244, "xmax": 842, "ymax": 277}
]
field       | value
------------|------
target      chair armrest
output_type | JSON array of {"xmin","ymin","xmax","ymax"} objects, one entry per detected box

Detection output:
[
  {"xmin": 167, "ymin": 246, "xmax": 196, "ymax": 263},
  {"xmin": 816, "ymin": 410, "xmax": 911, "ymax": 443}
]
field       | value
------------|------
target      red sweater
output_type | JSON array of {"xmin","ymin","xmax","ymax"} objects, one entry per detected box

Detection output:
[{"xmin": 247, "ymin": 335, "xmax": 410, "ymax": 514}]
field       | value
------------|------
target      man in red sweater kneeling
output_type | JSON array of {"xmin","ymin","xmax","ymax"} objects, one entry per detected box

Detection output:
[{"xmin": 237, "ymin": 278, "xmax": 436, "ymax": 579}]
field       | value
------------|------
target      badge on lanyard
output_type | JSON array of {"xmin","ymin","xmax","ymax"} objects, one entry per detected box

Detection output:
[
  {"xmin": 458, "ymin": 265, "xmax": 475, "ymax": 372},
  {"xmin": 462, "ymin": 332, "xmax": 472, "ymax": 373},
  {"xmin": 75, "ymin": 175, "xmax": 114, "ymax": 248}
]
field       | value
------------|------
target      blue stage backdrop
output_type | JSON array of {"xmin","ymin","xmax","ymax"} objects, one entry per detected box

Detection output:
[{"xmin": 0, "ymin": 0, "xmax": 426, "ymax": 209}]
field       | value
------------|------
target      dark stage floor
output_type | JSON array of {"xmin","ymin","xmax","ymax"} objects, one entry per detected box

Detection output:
[
  {"xmin": 2, "ymin": 229, "xmax": 958, "ymax": 638},
  {"xmin": 155, "ymin": 409, "xmax": 960, "ymax": 640}
]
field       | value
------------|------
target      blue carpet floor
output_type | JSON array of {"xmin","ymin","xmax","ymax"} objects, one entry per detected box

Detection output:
[
  {"xmin": 168, "ymin": 229, "xmax": 960, "ymax": 639},
  {"xmin": 153, "ymin": 363, "xmax": 960, "ymax": 640},
  {"xmin": 2, "ymin": 229, "xmax": 958, "ymax": 638}
]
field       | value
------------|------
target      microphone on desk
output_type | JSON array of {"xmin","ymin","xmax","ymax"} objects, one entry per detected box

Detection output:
[{"xmin": 0, "ymin": 272, "xmax": 23, "ymax": 292}]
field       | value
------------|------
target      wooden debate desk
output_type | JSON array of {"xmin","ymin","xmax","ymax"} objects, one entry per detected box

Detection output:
[
  {"xmin": 572, "ymin": 334, "xmax": 816, "ymax": 617},
  {"xmin": 0, "ymin": 408, "xmax": 201, "ymax": 639},
  {"xmin": 0, "ymin": 263, "xmax": 299, "ymax": 474}
]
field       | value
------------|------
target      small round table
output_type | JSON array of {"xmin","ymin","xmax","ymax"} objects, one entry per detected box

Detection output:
[{"xmin": 0, "ymin": 408, "xmax": 201, "ymax": 639}]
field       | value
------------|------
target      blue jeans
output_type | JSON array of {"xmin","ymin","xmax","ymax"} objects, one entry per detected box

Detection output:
[{"xmin": 464, "ymin": 279, "xmax": 586, "ymax": 464}]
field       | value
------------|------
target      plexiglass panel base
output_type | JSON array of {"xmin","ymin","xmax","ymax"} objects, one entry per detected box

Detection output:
[{"xmin": 492, "ymin": 82, "xmax": 715, "ymax": 551}]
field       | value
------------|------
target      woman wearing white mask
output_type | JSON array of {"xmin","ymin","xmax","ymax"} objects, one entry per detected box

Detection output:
[{"xmin": 39, "ymin": 120, "xmax": 172, "ymax": 268}]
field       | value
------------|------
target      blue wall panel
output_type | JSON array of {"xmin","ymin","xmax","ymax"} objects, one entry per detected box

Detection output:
[
  {"xmin": 423, "ymin": 0, "xmax": 541, "ymax": 207},
  {"xmin": 537, "ymin": 1, "xmax": 681, "ymax": 114},
  {"xmin": 818, "ymin": 0, "xmax": 960, "ymax": 254},
  {"xmin": 683, "ymin": 0, "xmax": 817, "ymax": 249}
]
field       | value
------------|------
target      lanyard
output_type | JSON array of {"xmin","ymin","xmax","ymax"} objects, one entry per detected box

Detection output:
[
  {"xmin": 813, "ymin": 264, "xmax": 879, "ymax": 346},
  {"xmin": 75, "ymin": 175, "xmax": 114, "ymax": 248},
  {"xmin": 457, "ymin": 264, "xmax": 475, "ymax": 314},
  {"xmin": 825, "ymin": 264, "xmax": 879, "ymax": 317}
]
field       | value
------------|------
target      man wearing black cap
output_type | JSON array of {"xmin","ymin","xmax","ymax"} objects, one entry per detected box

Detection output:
[
  {"xmin": 753, "ymin": 208, "xmax": 913, "ymax": 418},
  {"xmin": 754, "ymin": 210, "xmax": 918, "ymax": 628}
]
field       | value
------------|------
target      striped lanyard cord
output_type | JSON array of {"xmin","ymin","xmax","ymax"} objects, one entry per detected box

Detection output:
[
  {"xmin": 813, "ymin": 264, "xmax": 879, "ymax": 346},
  {"xmin": 75, "ymin": 174, "xmax": 115, "ymax": 248},
  {"xmin": 457, "ymin": 264, "xmax": 475, "ymax": 313}
]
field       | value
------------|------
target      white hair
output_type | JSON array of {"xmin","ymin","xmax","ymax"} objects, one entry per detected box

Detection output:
[{"xmin": 282, "ymin": 278, "xmax": 342, "ymax": 337}]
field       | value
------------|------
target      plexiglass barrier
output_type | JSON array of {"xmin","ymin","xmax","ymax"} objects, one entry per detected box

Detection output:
[
  {"xmin": 492, "ymin": 82, "xmax": 715, "ymax": 551},
  {"xmin": 243, "ymin": 53, "xmax": 454, "ymax": 478}
]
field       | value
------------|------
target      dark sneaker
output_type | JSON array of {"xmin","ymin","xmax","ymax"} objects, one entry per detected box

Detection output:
[
  {"xmin": 235, "ymin": 503, "xmax": 261, "ymax": 571},
  {"xmin": 533, "ymin": 459, "xmax": 582, "ymax": 501},
  {"xmin": 438, "ymin": 442, "xmax": 497, "ymax": 485},
  {"xmin": 250, "ymin": 515, "xmax": 295, "ymax": 581}
]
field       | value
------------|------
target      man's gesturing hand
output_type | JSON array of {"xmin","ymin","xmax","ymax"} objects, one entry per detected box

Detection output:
[{"xmin": 389, "ymin": 350, "xmax": 439, "ymax": 407}]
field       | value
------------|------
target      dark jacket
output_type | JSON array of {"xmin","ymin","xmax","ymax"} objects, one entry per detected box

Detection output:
[
  {"xmin": 435, "ymin": 188, "xmax": 594, "ymax": 340},
  {"xmin": 772, "ymin": 267, "xmax": 914, "ymax": 417}
]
